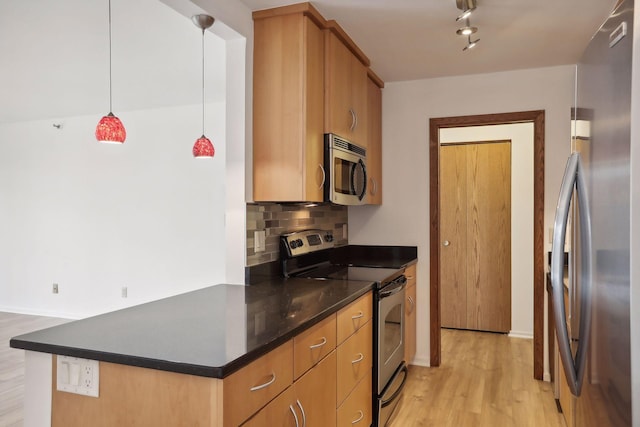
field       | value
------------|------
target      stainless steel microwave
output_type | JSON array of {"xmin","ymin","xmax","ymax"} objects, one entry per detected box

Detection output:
[{"xmin": 324, "ymin": 133, "xmax": 367, "ymax": 205}]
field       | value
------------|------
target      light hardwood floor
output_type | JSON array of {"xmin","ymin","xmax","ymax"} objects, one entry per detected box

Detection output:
[
  {"xmin": 0, "ymin": 312, "xmax": 67, "ymax": 427},
  {"xmin": 391, "ymin": 328, "xmax": 565, "ymax": 427}
]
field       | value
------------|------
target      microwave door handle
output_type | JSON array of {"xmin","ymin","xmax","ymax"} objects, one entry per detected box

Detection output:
[{"xmin": 351, "ymin": 159, "xmax": 367, "ymax": 200}]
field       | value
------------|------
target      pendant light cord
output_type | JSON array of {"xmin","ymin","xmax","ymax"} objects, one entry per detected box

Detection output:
[
  {"xmin": 108, "ymin": 0, "xmax": 113, "ymax": 113},
  {"xmin": 201, "ymin": 28, "xmax": 205, "ymax": 136}
]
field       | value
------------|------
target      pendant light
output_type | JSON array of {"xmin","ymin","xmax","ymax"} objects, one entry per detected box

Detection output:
[
  {"xmin": 95, "ymin": 0, "xmax": 126, "ymax": 144},
  {"xmin": 192, "ymin": 14, "xmax": 215, "ymax": 158}
]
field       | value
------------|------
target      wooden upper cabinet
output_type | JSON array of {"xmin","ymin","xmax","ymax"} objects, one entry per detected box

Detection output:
[
  {"xmin": 252, "ymin": 3, "xmax": 384, "ymax": 203},
  {"xmin": 324, "ymin": 30, "xmax": 368, "ymax": 148},
  {"xmin": 366, "ymin": 75, "xmax": 383, "ymax": 205},
  {"xmin": 252, "ymin": 6, "xmax": 325, "ymax": 202}
]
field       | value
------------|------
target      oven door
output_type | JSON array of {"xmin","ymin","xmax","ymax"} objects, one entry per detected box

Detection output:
[
  {"xmin": 328, "ymin": 148, "xmax": 367, "ymax": 205},
  {"xmin": 377, "ymin": 279, "xmax": 405, "ymax": 393}
]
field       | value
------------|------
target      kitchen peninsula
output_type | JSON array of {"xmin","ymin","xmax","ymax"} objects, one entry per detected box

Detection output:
[{"xmin": 11, "ymin": 279, "xmax": 373, "ymax": 426}]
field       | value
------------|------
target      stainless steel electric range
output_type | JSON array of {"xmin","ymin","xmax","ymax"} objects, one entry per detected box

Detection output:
[{"xmin": 281, "ymin": 229, "xmax": 408, "ymax": 426}]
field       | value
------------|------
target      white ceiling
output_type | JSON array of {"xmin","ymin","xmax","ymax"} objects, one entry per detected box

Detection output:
[
  {"xmin": 239, "ymin": 0, "xmax": 618, "ymax": 82},
  {"xmin": 0, "ymin": 0, "xmax": 618, "ymax": 124},
  {"xmin": 0, "ymin": 0, "xmax": 226, "ymax": 124}
]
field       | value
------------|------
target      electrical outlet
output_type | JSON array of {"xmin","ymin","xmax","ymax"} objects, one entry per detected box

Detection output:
[
  {"xmin": 52, "ymin": 283, "xmax": 59, "ymax": 294},
  {"xmin": 121, "ymin": 286, "xmax": 128, "ymax": 298},
  {"xmin": 57, "ymin": 355, "xmax": 99, "ymax": 397},
  {"xmin": 342, "ymin": 224, "xmax": 348, "ymax": 239}
]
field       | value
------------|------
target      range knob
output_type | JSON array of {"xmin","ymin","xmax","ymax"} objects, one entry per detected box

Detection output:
[
  {"xmin": 296, "ymin": 239, "xmax": 304, "ymax": 247},
  {"xmin": 289, "ymin": 240, "xmax": 299, "ymax": 249},
  {"xmin": 325, "ymin": 233, "xmax": 334, "ymax": 242}
]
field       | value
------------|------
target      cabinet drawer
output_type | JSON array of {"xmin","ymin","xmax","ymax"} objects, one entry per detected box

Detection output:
[
  {"xmin": 337, "ymin": 373, "xmax": 372, "ymax": 427},
  {"xmin": 337, "ymin": 320, "xmax": 372, "ymax": 406},
  {"xmin": 405, "ymin": 264, "xmax": 416, "ymax": 287},
  {"xmin": 294, "ymin": 314, "xmax": 337, "ymax": 379},
  {"xmin": 337, "ymin": 292, "xmax": 372, "ymax": 344},
  {"xmin": 224, "ymin": 340, "xmax": 294, "ymax": 426}
]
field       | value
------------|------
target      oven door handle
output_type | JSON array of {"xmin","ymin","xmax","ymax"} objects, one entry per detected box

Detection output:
[
  {"xmin": 381, "ymin": 364, "xmax": 408, "ymax": 408},
  {"xmin": 379, "ymin": 277, "xmax": 407, "ymax": 299}
]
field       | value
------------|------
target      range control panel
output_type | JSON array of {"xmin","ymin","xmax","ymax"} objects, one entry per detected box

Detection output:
[{"xmin": 281, "ymin": 229, "xmax": 335, "ymax": 257}]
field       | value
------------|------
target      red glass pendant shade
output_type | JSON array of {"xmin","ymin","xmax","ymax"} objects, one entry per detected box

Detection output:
[
  {"xmin": 193, "ymin": 135, "xmax": 214, "ymax": 158},
  {"xmin": 96, "ymin": 112, "xmax": 126, "ymax": 144}
]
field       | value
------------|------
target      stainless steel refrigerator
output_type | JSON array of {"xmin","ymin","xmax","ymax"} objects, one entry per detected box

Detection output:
[{"xmin": 551, "ymin": 0, "xmax": 634, "ymax": 426}]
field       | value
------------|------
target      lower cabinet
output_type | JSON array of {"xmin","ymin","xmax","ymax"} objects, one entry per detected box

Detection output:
[{"xmin": 244, "ymin": 351, "xmax": 337, "ymax": 426}]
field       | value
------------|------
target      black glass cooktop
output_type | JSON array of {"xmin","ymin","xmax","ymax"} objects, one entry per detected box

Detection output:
[{"xmin": 293, "ymin": 265, "xmax": 403, "ymax": 289}]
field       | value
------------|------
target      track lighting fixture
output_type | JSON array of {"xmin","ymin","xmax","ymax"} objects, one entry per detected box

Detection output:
[
  {"xmin": 463, "ymin": 36, "xmax": 480, "ymax": 51},
  {"xmin": 455, "ymin": 0, "xmax": 480, "ymax": 52}
]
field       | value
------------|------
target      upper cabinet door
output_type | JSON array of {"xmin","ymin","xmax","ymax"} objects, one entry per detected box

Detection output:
[
  {"xmin": 253, "ymin": 11, "xmax": 325, "ymax": 202},
  {"xmin": 324, "ymin": 31, "xmax": 368, "ymax": 148},
  {"xmin": 366, "ymin": 76, "xmax": 382, "ymax": 205}
]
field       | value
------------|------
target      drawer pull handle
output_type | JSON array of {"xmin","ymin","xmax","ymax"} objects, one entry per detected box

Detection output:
[
  {"xmin": 296, "ymin": 399, "xmax": 307, "ymax": 427},
  {"xmin": 289, "ymin": 405, "xmax": 300, "ymax": 427},
  {"xmin": 351, "ymin": 410, "xmax": 364, "ymax": 424},
  {"xmin": 309, "ymin": 336, "xmax": 327, "ymax": 350},
  {"xmin": 351, "ymin": 311, "xmax": 364, "ymax": 320},
  {"xmin": 406, "ymin": 275, "xmax": 415, "ymax": 280},
  {"xmin": 351, "ymin": 353, "xmax": 364, "ymax": 364},
  {"xmin": 250, "ymin": 373, "xmax": 276, "ymax": 391},
  {"xmin": 408, "ymin": 296, "xmax": 415, "ymax": 314}
]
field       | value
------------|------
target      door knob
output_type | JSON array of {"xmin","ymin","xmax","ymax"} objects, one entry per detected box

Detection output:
[{"xmin": 443, "ymin": 240, "xmax": 450, "ymax": 247}]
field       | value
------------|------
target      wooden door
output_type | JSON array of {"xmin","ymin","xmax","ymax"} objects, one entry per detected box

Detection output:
[{"xmin": 440, "ymin": 142, "xmax": 511, "ymax": 333}]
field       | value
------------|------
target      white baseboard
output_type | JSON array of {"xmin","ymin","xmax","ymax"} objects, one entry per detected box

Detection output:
[
  {"xmin": 508, "ymin": 331, "xmax": 533, "ymax": 339},
  {"xmin": 0, "ymin": 305, "xmax": 79, "ymax": 320},
  {"xmin": 409, "ymin": 355, "xmax": 430, "ymax": 367}
]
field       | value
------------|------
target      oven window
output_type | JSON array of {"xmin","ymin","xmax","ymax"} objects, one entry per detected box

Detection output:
[{"xmin": 383, "ymin": 303, "xmax": 403, "ymax": 363}]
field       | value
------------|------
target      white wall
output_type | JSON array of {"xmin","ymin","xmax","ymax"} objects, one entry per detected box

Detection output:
[
  {"xmin": 349, "ymin": 65, "xmax": 575, "ymax": 376},
  {"xmin": 0, "ymin": 102, "xmax": 226, "ymax": 318},
  {"xmin": 440, "ymin": 123, "xmax": 534, "ymax": 338}
]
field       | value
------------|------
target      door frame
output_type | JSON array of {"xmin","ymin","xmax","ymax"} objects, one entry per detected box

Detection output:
[{"xmin": 429, "ymin": 110, "xmax": 545, "ymax": 380}]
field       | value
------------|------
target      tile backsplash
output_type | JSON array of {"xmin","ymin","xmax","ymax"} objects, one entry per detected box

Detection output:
[{"xmin": 246, "ymin": 203, "xmax": 348, "ymax": 266}]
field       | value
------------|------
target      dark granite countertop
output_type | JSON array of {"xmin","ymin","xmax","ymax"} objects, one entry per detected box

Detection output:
[{"xmin": 10, "ymin": 279, "xmax": 373, "ymax": 379}]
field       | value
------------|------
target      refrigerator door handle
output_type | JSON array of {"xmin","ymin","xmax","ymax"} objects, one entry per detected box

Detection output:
[{"xmin": 551, "ymin": 152, "xmax": 593, "ymax": 397}]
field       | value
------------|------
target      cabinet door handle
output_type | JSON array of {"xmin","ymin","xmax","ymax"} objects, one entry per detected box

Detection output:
[
  {"xmin": 370, "ymin": 177, "xmax": 377, "ymax": 196},
  {"xmin": 408, "ymin": 295, "xmax": 415, "ymax": 314},
  {"xmin": 249, "ymin": 372, "xmax": 276, "ymax": 391},
  {"xmin": 309, "ymin": 337, "xmax": 327, "ymax": 350},
  {"xmin": 296, "ymin": 399, "xmax": 306, "ymax": 427},
  {"xmin": 351, "ymin": 353, "xmax": 364, "ymax": 364},
  {"xmin": 349, "ymin": 108, "xmax": 357, "ymax": 131},
  {"xmin": 351, "ymin": 311, "xmax": 364, "ymax": 320},
  {"xmin": 318, "ymin": 164, "xmax": 326, "ymax": 190},
  {"xmin": 351, "ymin": 410, "xmax": 364, "ymax": 424},
  {"xmin": 289, "ymin": 405, "xmax": 300, "ymax": 427},
  {"xmin": 443, "ymin": 240, "xmax": 450, "ymax": 247}
]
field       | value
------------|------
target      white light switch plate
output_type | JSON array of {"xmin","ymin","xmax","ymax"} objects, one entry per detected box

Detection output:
[
  {"xmin": 254, "ymin": 230, "xmax": 266, "ymax": 252},
  {"xmin": 57, "ymin": 355, "xmax": 99, "ymax": 397}
]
